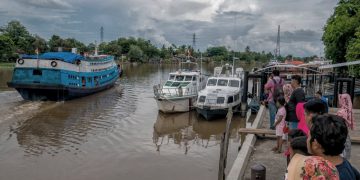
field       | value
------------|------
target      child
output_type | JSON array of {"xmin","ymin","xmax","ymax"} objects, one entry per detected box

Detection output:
[
  {"xmin": 272, "ymin": 96, "xmax": 286, "ymax": 153},
  {"xmin": 285, "ymin": 129, "xmax": 306, "ymax": 165},
  {"xmin": 289, "ymin": 136, "xmax": 310, "ymax": 159}
]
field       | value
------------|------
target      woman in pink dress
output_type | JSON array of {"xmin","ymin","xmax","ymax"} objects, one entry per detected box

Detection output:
[{"xmin": 273, "ymin": 96, "xmax": 286, "ymax": 153}]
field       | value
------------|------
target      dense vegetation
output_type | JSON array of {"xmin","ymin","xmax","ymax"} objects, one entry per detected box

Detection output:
[
  {"xmin": 0, "ymin": 20, "xmax": 314, "ymax": 63},
  {"xmin": 323, "ymin": 0, "xmax": 360, "ymax": 76}
]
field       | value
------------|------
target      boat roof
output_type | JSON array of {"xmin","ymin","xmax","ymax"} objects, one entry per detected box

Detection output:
[
  {"xmin": 208, "ymin": 76, "xmax": 241, "ymax": 80},
  {"xmin": 169, "ymin": 71, "xmax": 199, "ymax": 76},
  {"xmin": 253, "ymin": 64, "xmax": 321, "ymax": 73},
  {"xmin": 22, "ymin": 52, "xmax": 85, "ymax": 63}
]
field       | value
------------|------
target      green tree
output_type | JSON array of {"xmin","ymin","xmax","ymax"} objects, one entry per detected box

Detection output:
[
  {"xmin": 100, "ymin": 40, "xmax": 122, "ymax": 58},
  {"xmin": 48, "ymin": 35, "xmax": 64, "ymax": 51},
  {"xmin": 128, "ymin": 45, "xmax": 143, "ymax": 62},
  {"xmin": 32, "ymin": 35, "xmax": 48, "ymax": 53},
  {"xmin": 0, "ymin": 34, "xmax": 16, "ymax": 62},
  {"xmin": 346, "ymin": 28, "xmax": 360, "ymax": 76},
  {"xmin": 206, "ymin": 46, "xmax": 228, "ymax": 57},
  {"xmin": 2, "ymin": 20, "xmax": 34, "ymax": 54},
  {"xmin": 323, "ymin": 0, "xmax": 360, "ymax": 66}
]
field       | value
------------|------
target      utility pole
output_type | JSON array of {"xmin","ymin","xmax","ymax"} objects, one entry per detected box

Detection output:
[
  {"xmin": 100, "ymin": 26, "xmax": 104, "ymax": 44},
  {"xmin": 192, "ymin": 33, "xmax": 196, "ymax": 49},
  {"xmin": 275, "ymin": 25, "xmax": 281, "ymax": 58}
]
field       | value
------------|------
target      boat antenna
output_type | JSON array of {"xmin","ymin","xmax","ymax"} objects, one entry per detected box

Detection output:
[
  {"xmin": 232, "ymin": 13, "xmax": 237, "ymax": 76},
  {"xmin": 200, "ymin": 51, "xmax": 202, "ymax": 75}
]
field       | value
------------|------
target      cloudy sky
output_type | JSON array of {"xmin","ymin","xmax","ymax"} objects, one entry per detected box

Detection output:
[{"xmin": 0, "ymin": 0, "xmax": 338, "ymax": 56}]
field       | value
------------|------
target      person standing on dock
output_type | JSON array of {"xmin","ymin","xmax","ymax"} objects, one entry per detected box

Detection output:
[
  {"xmin": 285, "ymin": 75, "xmax": 305, "ymax": 129},
  {"xmin": 303, "ymin": 99, "xmax": 327, "ymax": 135},
  {"xmin": 336, "ymin": 94, "xmax": 355, "ymax": 160},
  {"xmin": 264, "ymin": 70, "xmax": 284, "ymax": 129},
  {"xmin": 315, "ymin": 90, "xmax": 329, "ymax": 113}
]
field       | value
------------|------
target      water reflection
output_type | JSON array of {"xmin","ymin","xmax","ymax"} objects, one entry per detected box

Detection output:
[
  {"xmin": 153, "ymin": 111, "xmax": 244, "ymax": 154},
  {"xmin": 14, "ymin": 86, "xmax": 124, "ymax": 156}
]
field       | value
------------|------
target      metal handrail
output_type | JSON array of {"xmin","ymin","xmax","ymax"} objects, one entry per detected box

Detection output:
[{"xmin": 154, "ymin": 85, "xmax": 198, "ymax": 98}]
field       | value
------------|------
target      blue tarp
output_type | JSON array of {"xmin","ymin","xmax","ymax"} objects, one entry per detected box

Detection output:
[{"xmin": 21, "ymin": 52, "xmax": 84, "ymax": 63}]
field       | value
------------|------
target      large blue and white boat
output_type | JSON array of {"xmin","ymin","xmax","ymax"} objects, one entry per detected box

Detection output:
[{"xmin": 7, "ymin": 52, "xmax": 121, "ymax": 101}]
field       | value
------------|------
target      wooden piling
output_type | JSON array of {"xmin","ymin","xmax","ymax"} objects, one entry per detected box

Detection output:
[{"xmin": 218, "ymin": 106, "xmax": 233, "ymax": 180}]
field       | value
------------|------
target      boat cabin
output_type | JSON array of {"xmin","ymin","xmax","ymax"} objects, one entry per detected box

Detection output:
[
  {"xmin": 197, "ymin": 77, "xmax": 241, "ymax": 106},
  {"xmin": 164, "ymin": 73, "xmax": 198, "ymax": 88}
]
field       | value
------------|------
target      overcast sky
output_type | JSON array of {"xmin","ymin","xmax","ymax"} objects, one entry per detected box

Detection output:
[{"xmin": 0, "ymin": 0, "xmax": 338, "ymax": 57}]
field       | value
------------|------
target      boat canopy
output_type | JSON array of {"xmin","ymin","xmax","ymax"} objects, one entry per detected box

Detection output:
[{"xmin": 21, "ymin": 52, "xmax": 84, "ymax": 63}]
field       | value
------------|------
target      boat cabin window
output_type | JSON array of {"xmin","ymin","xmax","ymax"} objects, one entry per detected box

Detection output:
[
  {"xmin": 185, "ymin": 76, "xmax": 193, "ymax": 81},
  {"xmin": 217, "ymin": 79, "xmax": 228, "ymax": 86},
  {"xmin": 234, "ymin": 94, "xmax": 239, "ymax": 101},
  {"xmin": 229, "ymin": 80, "xmax": 240, "ymax": 87},
  {"xmin": 165, "ymin": 81, "xmax": 173, "ymax": 86},
  {"xmin": 169, "ymin": 75, "xmax": 175, "ymax": 80},
  {"xmin": 217, "ymin": 97, "xmax": 225, "ymax": 104},
  {"xmin": 199, "ymin": 96, "xmax": 206, "ymax": 103},
  {"xmin": 193, "ymin": 76, "xmax": 197, "ymax": 81},
  {"xmin": 33, "ymin": 69, "xmax": 42, "ymax": 76},
  {"xmin": 207, "ymin": 79, "xmax": 217, "ymax": 86},
  {"xmin": 171, "ymin": 82, "xmax": 181, "ymax": 87},
  {"xmin": 180, "ymin": 82, "xmax": 190, "ymax": 87},
  {"xmin": 175, "ymin": 76, "xmax": 184, "ymax": 81},
  {"xmin": 228, "ymin": 96, "xmax": 234, "ymax": 103}
]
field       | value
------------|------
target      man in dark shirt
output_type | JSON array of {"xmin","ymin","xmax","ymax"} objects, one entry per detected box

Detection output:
[
  {"xmin": 285, "ymin": 75, "xmax": 305, "ymax": 129},
  {"xmin": 307, "ymin": 114, "xmax": 360, "ymax": 180}
]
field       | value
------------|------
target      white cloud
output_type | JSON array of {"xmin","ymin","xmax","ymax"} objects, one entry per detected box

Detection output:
[{"xmin": 0, "ymin": 0, "xmax": 339, "ymax": 56}]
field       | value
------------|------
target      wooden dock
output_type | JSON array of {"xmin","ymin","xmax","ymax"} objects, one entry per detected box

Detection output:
[{"xmin": 226, "ymin": 106, "xmax": 360, "ymax": 180}]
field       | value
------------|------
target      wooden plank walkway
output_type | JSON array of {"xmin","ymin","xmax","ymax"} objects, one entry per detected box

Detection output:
[{"xmin": 238, "ymin": 128, "xmax": 360, "ymax": 144}]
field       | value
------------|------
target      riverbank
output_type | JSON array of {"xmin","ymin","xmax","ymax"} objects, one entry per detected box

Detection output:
[{"xmin": 0, "ymin": 63, "xmax": 15, "ymax": 68}]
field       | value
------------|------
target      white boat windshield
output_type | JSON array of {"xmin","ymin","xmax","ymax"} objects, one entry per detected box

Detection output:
[
  {"xmin": 185, "ymin": 76, "xmax": 193, "ymax": 81},
  {"xmin": 169, "ymin": 75, "xmax": 175, "ymax": 80},
  {"xmin": 217, "ymin": 79, "xmax": 228, "ymax": 86},
  {"xmin": 175, "ymin": 76, "xmax": 184, "ymax": 81},
  {"xmin": 207, "ymin": 79, "xmax": 217, "ymax": 86},
  {"xmin": 229, "ymin": 80, "xmax": 240, "ymax": 87}
]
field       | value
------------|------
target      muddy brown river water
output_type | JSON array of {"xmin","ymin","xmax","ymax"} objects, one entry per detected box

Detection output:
[{"xmin": 0, "ymin": 64, "xmax": 249, "ymax": 180}]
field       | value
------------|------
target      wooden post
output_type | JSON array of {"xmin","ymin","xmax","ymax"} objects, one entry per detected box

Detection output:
[
  {"xmin": 333, "ymin": 77, "xmax": 338, "ymax": 108},
  {"xmin": 218, "ymin": 106, "xmax": 233, "ymax": 180}
]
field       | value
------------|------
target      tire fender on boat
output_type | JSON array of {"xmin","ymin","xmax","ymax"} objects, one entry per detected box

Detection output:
[
  {"xmin": 17, "ymin": 59, "xmax": 24, "ymax": 65},
  {"xmin": 51, "ymin": 61, "xmax": 57, "ymax": 67}
]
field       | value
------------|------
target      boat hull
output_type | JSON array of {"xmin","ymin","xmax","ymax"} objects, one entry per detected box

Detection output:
[
  {"xmin": 155, "ymin": 97, "xmax": 196, "ymax": 113},
  {"xmin": 196, "ymin": 105, "xmax": 240, "ymax": 120},
  {"xmin": 7, "ymin": 80, "xmax": 117, "ymax": 101}
]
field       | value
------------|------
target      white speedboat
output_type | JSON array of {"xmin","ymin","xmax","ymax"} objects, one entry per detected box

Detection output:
[
  {"xmin": 153, "ymin": 61, "xmax": 207, "ymax": 113},
  {"xmin": 195, "ymin": 64, "xmax": 243, "ymax": 120}
]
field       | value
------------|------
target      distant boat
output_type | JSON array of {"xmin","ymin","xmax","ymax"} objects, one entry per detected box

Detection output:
[
  {"xmin": 153, "ymin": 60, "xmax": 207, "ymax": 113},
  {"xmin": 7, "ymin": 52, "xmax": 121, "ymax": 100},
  {"xmin": 195, "ymin": 64, "xmax": 244, "ymax": 120}
]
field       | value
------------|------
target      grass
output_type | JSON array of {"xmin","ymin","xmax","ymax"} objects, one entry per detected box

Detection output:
[{"xmin": 0, "ymin": 62, "xmax": 15, "ymax": 68}]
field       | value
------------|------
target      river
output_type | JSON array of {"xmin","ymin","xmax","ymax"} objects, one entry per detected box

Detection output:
[{"xmin": 0, "ymin": 63, "xmax": 250, "ymax": 180}]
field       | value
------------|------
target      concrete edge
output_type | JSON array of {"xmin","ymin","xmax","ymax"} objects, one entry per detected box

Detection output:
[{"xmin": 227, "ymin": 105, "xmax": 266, "ymax": 180}]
